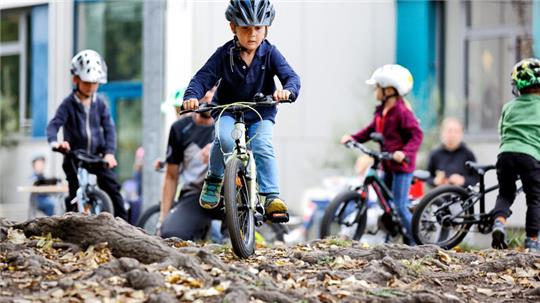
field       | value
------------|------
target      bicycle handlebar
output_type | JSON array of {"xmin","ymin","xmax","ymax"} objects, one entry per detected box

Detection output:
[
  {"xmin": 179, "ymin": 93, "xmax": 295, "ymax": 116},
  {"xmin": 344, "ymin": 140, "xmax": 410, "ymax": 164},
  {"xmin": 52, "ymin": 147, "xmax": 109, "ymax": 167}
]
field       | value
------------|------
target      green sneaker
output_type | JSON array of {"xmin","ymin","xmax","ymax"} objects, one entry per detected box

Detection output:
[
  {"xmin": 264, "ymin": 197, "xmax": 289, "ymax": 223},
  {"xmin": 199, "ymin": 176, "xmax": 223, "ymax": 209}
]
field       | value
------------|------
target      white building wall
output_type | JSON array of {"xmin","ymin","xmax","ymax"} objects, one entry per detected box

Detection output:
[
  {"xmin": 190, "ymin": 0, "xmax": 396, "ymax": 215},
  {"xmin": 0, "ymin": 1, "xmax": 73, "ymax": 221}
]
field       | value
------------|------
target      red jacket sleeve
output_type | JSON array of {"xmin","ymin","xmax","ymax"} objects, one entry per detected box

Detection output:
[{"xmin": 351, "ymin": 117, "xmax": 376, "ymax": 143}]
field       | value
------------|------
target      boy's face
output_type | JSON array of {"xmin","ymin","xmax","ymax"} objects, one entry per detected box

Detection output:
[
  {"xmin": 230, "ymin": 23, "xmax": 267, "ymax": 51},
  {"xmin": 32, "ymin": 159, "xmax": 45, "ymax": 174},
  {"xmin": 73, "ymin": 76, "xmax": 99, "ymax": 96}
]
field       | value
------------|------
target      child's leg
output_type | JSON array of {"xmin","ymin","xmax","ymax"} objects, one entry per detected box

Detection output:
[
  {"xmin": 94, "ymin": 167, "xmax": 127, "ymax": 220},
  {"xmin": 492, "ymin": 153, "xmax": 519, "ymax": 221},
  {"xmin": 200, "ymin": 116, "xmax": 236, "ymax": 208},
  {"xmin": 247, "ymin": 119, "xmax": 279, "ymax": 195},
  {"xmin": 160, "ymin": 193, "xmax": 213, "ymax": 240},
  {"xmin": 62, "ymin": 157, "xmax": 79, "ymax": 212},
  {"xmin": 391, "ymin": 172, "xmax": 414, "ymax": 244},
  {"xmin": 517, "ymin": 155, "xmax": 540, "ymax": 239},
  {"xmin": 207, "ymin": 115, "xmax": 236, "ymax": 178}
]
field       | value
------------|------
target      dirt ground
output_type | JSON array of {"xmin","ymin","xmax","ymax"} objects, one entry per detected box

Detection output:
[{"xmin": 1, "ymin": 214, "xmax": 540, "ymax": 303}]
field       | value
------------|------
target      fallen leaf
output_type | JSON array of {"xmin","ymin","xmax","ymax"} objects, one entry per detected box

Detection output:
[
  {"xmin": 437, "ymin": 250, "xmax": 452, "ymax": 264},
  {"xmin": 7, "ymin": 228, "xmax": 27, "ymax": 244},
  {"xmin": 476, "ymin": 288, "xmax": 494, "ymax": 296}
]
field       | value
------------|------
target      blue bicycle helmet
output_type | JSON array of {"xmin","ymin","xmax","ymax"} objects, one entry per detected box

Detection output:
[{"xmin": 225, "ymin": 0, "xmax": 275, "ymax": 26}]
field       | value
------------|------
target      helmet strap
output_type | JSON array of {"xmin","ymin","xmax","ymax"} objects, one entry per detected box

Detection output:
[{"xmin": 381, "ymin": 87, "xmax": 399, "ymax": 103}]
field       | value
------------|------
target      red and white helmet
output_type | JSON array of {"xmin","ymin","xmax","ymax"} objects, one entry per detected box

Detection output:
[
  {"xmin": 365, "ymin": 64, "xmax": 413, "ymax": 96},
  {"xmin": 70, "ymin": 49, "xmax": 107, "ymax": 84}
]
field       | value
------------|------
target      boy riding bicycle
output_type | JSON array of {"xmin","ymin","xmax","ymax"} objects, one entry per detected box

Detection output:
[
  {"xmin": 491, "ymin": 58, "xmax": 540, "ymax": 251},
  {"xmin": 47, "ymin": 49, "xmax": 127, "ymax": 220},
  {"xmin": 341, "ymin": 64, "xmax": 423, "ymax": 245},
  {"xmin": 182, "ymin": 0, "xmax": 301, "ymax": 222}
]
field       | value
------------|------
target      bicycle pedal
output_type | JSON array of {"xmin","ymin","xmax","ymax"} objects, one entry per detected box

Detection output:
[{"xmin": 266, "ymin": 212, "xmax": 289, "ymax": 223}]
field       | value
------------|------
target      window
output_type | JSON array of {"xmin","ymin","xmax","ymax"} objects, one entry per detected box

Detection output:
[
  {"xmin": 75, "ymin": 0, "xmax": 143, "ymax": 182},
  {"xmin": 76, "ymin": 0, "xmax": 142, "ymax": 81},
  {"xmin": 464, "ymin": 0, "xmax": 533, "ymax": 132},
  {"xmin": 0, "ymin": 10, "xmax": 30, "ymax": 142}
]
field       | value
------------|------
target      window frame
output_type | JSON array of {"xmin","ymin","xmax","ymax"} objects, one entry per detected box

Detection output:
[{"xmin": 462, "ymin": 0, "xmax": 533, "ymax": 134}]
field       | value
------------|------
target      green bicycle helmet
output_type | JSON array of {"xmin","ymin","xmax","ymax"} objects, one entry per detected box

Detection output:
[{"xmin": 511, "ymin": 58, "xmax": 540, "ymax": 94}]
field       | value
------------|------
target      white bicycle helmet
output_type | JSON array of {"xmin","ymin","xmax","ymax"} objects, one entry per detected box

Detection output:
[
  {"xmin": 70, "ymin": 49, "xmax": 108, "ymax": 84},
  {"xmin": 365, "ymin": 64, "xmax": 413, "ymax": 96}
]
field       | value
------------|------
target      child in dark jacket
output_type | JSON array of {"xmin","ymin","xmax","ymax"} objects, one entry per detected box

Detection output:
[
  {"xmin": 182, "ymin": 0, "xmax": 301, "ymax": 222},
  {"xmin": 491, "ymin": 58, "xmax": 540, "ymax": 251},
  {"xmin": 47, "ymin": 49, "xmax": 126, "ymax": 220},
  {"xmin": 341, "ymin": 64, "xmax": 423, "ymax": 244}
]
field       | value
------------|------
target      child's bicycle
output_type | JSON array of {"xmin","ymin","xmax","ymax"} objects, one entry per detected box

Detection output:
[
  {"xmin": 180, "ymin": 93, "xmax": 294, "ymax": 258},
  {"xmin": 411, "ymin": 161, "xmax": 523, "ymax": 249},
  {"xmin": 319, "ymin": 137, "xmax": 428, "ymax": 244},
  {"xmin": 52, "ymin": 148, "xmax": 114, "ymax": 216}
]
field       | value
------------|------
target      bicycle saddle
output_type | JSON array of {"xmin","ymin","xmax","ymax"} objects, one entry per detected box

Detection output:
[{"xmin": 465, "ymin": 161, "xmax": 495, "ymax": 175}]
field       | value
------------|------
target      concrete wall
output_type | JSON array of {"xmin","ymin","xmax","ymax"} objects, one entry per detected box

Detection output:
[{"xmin": 191, "ymin": 0, "xmax": 396, "ymax": 215}]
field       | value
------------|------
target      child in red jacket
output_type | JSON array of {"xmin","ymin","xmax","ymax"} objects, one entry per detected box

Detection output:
[{"xmin": 342, "ymin": 64, "xmax": 423, "ymax": 245}]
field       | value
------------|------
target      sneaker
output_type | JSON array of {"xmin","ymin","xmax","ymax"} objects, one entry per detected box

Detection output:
[
  {"xmin": 525, "ymin": 237, "xmax": 540, "ymax": 252},
  {"xmin": 199, "ymin": 176, "xmax": 223, "ymax": 209},
  {"xmin": 491, "ymin": 219, "xmax": 508, "ymax": 249},
  {"xmin": 264, "ymin": 197, "xmax": 289, "ymax": 223}
]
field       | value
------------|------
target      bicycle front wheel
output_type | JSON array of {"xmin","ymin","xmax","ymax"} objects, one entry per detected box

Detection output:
[
  {"xmin": 224, "ymin": 157, "xmax": 255, "ymax": 258},
  {"xmin": 319, "ymin": 190, "xmax": 367, "ymax": 240},
  {"xmin": 86, "ymin": 188, "xmax": 114, "ymax": 216},
  {"xmin": 412, "ymin": 185, "xmax": 473, "ymax": 249}
]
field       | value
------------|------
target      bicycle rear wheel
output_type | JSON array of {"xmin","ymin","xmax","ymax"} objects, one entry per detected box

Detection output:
[
  {"xmin": 136, "ymin": 204, "xmax": 160, "ymax": 235},
  {"xmin": 86, "ymin": 188, "xmax": 114, "ymax": 216},
  {"xmin": 319, "ymin": 190, "xmax": 367, "ymax": 240},
  {"xmin": 224, "ymin": 157, "xmax": 255, "ymax": 258},
  {"xmin": 412, "ymin": 185, "xmax": 473, "ymax": 249}
]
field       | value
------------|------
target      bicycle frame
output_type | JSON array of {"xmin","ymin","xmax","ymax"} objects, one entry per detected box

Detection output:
[
  {"xmin": 224, "ymin": 110, "xmax": 259, "ymax": 213},
  {"xmin": 74, "ymin": 165, "xmax": 99, "ymax": 213}
]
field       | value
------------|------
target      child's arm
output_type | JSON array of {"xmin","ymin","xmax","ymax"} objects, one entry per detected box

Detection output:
[
  {"xmin": 184, "ymin": 49, "xmax": 224, "ymax": 102},
  {"xmin": 350, "ymin": 118, "xmax": 376, "ymax": 143},
  {"xmin": 400, "ymin": 109, "xmax": 423, "ymax": 161},
  {"xmin": 46, "ymin": 100, "xmax": 69, "ymax": 147},
  {"xmin": 270, "ymin": 47, "xmax": 300, "ymax": 99}
]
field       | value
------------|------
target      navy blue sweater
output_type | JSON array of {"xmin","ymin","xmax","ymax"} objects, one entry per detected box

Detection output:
[
  {"xmin": 47, "ymin": 92, "xmax": 116, "ymax": 155},
  {"xmin": 184, "ymin": 39, "xmax": 301, "ymax": 123}
]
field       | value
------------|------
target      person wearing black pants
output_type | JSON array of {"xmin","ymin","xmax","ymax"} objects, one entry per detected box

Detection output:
[
  {"xmin": 490, "ymin": 57, "xmax": 540, "ymax": 251},
  {"xmin": 47, "ymin": 50, "xmax": 126, "ymax": 221},
  {"xmin": 492, "ymin": 152, "xmax": 540, "ymax": 242},
  {"xmin": 63, "ymin": 158, "xmax": 127, "ymax": 220}
]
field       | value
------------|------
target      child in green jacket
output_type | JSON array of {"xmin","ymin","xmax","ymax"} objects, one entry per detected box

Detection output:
[{"xmin": 491, "ymin": 58, "xmax": 540, "ymax": 251}]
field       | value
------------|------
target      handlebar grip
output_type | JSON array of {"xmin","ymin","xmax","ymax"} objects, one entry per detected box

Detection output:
[{"xmin": 403, "ymin": 157, "xmax": 410, "ymax": 164}]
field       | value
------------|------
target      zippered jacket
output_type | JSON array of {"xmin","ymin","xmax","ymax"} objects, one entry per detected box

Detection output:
[{"xmin": 47, "ymin": 91, "xmax": 116, "ymax": 155}]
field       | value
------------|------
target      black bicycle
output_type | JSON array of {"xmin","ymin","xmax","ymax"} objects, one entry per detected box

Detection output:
[
  {"xmin": 52, "ymin": 148, "xmax": 114, "ymax": 216},
  {"xmin": 319, "ymin": 135, "xmax": 427, "ymax": 244},
  {"xmin": 412, "ymin": 161, "xmax": 523, "ymax": 249}
]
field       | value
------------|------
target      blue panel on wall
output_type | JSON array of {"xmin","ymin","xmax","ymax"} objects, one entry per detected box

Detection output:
[
  {"xmin": 31, "ymin": 5, "xmax": 49, "ymax": 137},
  {"xmin": 534, "ymin": 0, "xmax": 540, "ymax": 57},
  {"xmin": 396, "ymin": 0, "xmax": 436, "ymax": 129}
]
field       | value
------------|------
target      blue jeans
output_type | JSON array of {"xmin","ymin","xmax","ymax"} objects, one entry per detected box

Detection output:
[
  {"xmin": 35, "ymin": 194, "xmax": 56, "ymax": 216},
  {"xmin": 209, "ymin": 116, "xmax": 280, "ymax": 195},
  {"xmin": 391, "ymin": 172, "xmax": 415, "ymax": 244}
]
